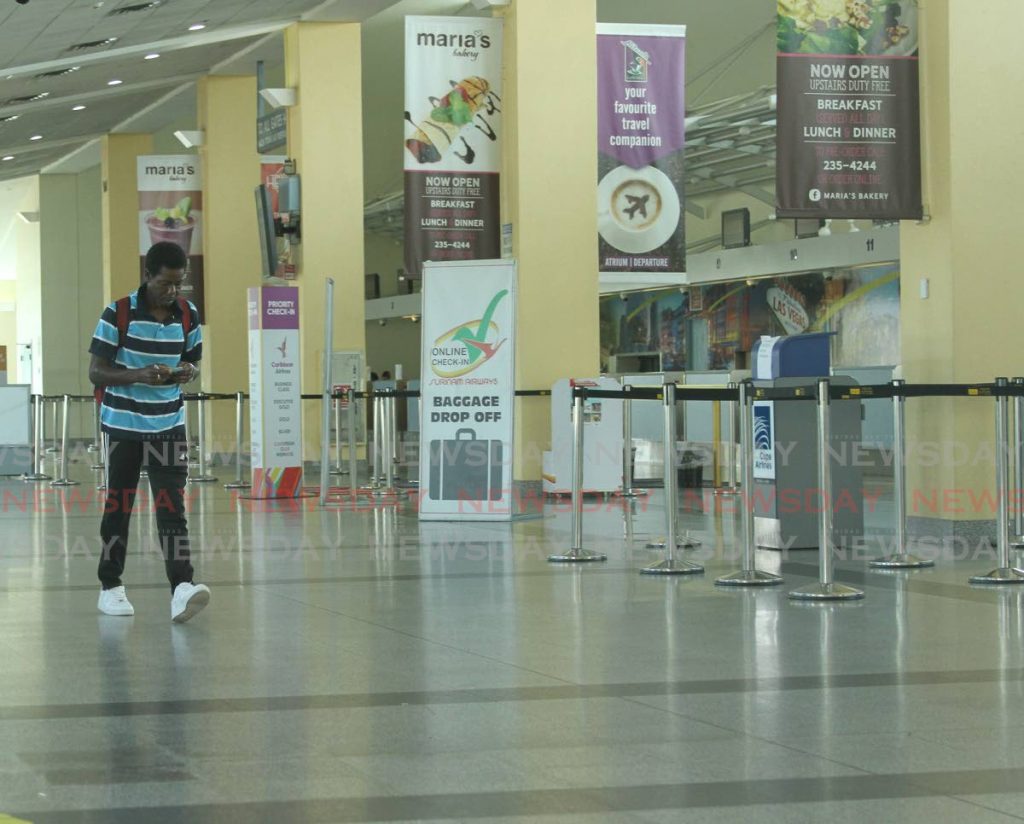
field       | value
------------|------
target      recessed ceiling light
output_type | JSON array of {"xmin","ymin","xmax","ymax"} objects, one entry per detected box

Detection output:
[
  {"xmin": 29, "ymin": 135, "xmax": 42, "ymax": 141},
  {"xmin": 67, "ymin": 37, "xmax": 119, "ymax": 52},
  {"xmin": 107, "ymin": 79, "xmax": 123, "ymax": 86},
  {"xmin": 35, "ymin": 66, "xmax": 81, "ymax": 79},
  {"xmin": 72, "ymin": 105, "xmax": 87, "ymax": 111},
  {"xmin": 144, "ymin": 53, "xmax": 160, "ymax": 60},
  {"xmin": 4, "ymin": 93, "xmax": 49, "ymax": 105},
  {"xmin": 2, "ymin": 156, "xmax": 14, "ymax": 162},
  {"xmin": 188, "ymin": 22, "xmax": 206, "ymax": 31},
  {"xmin": 108, "ymin": 2, "xmax": 162, "ymax": 15}
]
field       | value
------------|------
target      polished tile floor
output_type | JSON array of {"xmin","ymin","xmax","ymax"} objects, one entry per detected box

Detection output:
[{"xmin": 2, "ymin": 455, "xmax": 1024, "ymax": 823}]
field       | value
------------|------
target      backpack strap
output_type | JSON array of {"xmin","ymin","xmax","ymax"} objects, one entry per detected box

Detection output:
[
  {"xmin": 177, "ymin": 297, "xmax": 192, "ymax": 357},
  {"xmin": 115, "ymin": 295, "xmax": 132, "ymax": 346}
]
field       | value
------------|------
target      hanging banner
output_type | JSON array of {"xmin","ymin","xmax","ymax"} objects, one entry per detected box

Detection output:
[
  {"xmin": 404, "ymin": 16, "xmax": 503, "ymax": 277},
  {"xmin": 247, "ymin": 286, "xmax": 303, "ymax": 499},
  {"xmin": 776, "ymin": 0, "xmax": 922, "ymax": 219},
  {"xmin": 137, "ymin": 155, "xmax": 204, "ymax": 314},
  {"xmin": 597, "ymin": 24, "xmax": 686, "ymax": 275},
  {"xmin": 419, "ymin": 259, "xmax": 516, "ymax": 521}
]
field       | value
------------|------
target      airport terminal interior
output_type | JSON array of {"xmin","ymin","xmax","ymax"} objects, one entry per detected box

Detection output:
[{"xmin": 3, "ymin": 0, "xmax": 1024, "ymax": 822}]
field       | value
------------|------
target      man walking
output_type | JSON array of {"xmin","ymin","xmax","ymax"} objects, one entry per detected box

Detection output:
[{"xmin": 88, "ymin": 241, "xmax": 210, "ymax": 622}]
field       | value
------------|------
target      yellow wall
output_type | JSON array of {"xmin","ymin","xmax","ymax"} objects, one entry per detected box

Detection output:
[
  {"xmin": 285, "ymin": 22, "xmax": 367, "ymax": 459},
  {"xmin": 197, "ymin": 75, "xmax": 262, "ymax": 452},
  {"xmin": 101, "ymin": 133, "xmax": 153, "ymax": 303},
  {"xmin": 500, "ymin": 0, "xmax": 600, "ymax": 479},
  {"xmin": 36, "ymin": 170, "xmax": 103, "ymax": 436},
  {"xmin": 900, "ymin": 0, "xmax": 1024, "ymax": 526}
]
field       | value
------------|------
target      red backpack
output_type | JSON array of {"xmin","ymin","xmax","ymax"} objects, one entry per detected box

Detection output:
[{"xmin": 93, "ymin": 296, "xmax": 192, "ymax": 405}]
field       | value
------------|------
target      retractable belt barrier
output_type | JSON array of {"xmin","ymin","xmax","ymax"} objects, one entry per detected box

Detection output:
[
  {"xmin": 307, "ymin": 387, "xmax": 552, "ymax": 507},
  {"xmin": 560, "ymin": 377, "xmax": 1024, "ymax": 595},
  {"xmin": 31, "ymin": 379, "xmax": 1024, "ymax": 593}
]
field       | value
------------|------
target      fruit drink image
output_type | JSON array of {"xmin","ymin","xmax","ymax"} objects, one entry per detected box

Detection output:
[
  {"xmin": 146, "ymin": 196, "xmax": 195, "ymax": 255},
  {"xmin": 405, "ymin": 76, "xmax": 498, "ymax": 164}
]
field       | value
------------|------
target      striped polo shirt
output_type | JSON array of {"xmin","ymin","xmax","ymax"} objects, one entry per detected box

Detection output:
[{"xmin": 89, "ymin": 287, "xmax": 202, "ymax": 441}]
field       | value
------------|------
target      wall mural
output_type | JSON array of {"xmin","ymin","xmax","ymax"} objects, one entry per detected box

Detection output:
[{"xmin": 600, "ymin": 263, "xmax": 900, "ymax": 372}]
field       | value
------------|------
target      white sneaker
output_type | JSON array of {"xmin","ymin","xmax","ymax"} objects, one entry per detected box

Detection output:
[
  {"xmin": 98, "ymin": 586, "xmax": 135, "ymax": 617},
  {"xmin": 171, "ymin": 582, "xmax": 210, "ymax": 623}
]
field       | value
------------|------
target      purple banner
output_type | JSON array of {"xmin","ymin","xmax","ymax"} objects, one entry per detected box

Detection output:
[
  {"xmin": 260, "ymin": 286, "xmax": 299, "ymax": 331},
  {"xmin": 597, "ymin": 26, "xmax": 686, "ymax": 274}
]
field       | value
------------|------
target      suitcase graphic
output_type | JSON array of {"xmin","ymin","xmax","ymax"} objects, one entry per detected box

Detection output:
[{"xmin": 429, "ymin": 428, "xmax": 503, "ymax": 501}]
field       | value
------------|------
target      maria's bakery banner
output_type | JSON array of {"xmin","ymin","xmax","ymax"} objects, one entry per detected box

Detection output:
[
  {"xmin": 597, "ymin": 24, "xmax": 686, "ymax": 275},
  {"xmin": 776, "ymin": 0, "xmax": 922, "ymax": 219},
  {"xmin": 404, "ymin": 16, "xmax": 503, "ymax": 277},
  {"xmin": 137, "ymin": 156, "xmax": 205, "ymax": 314}
]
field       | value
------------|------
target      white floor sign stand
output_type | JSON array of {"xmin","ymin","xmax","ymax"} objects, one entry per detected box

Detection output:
[
  {"xmin": 247, "ymin": 285, "xmax": 303, "ymax": 498},
  {"xmin": 419, "ymin": 259, "xmax": 517, "ymax": 521}
]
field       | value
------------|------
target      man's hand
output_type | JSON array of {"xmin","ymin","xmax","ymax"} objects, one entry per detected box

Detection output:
[
  {"xmin": 170, "ymin": 362, "xmax": 196, "ymax": 384},
  {"xmin": 135, "ymin": 364, "xmax": 171, "ymax": 385}
]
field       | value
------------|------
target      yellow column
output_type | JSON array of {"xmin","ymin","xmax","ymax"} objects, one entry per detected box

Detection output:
[
  {"xmin": 284, "ymin": 22, "xmax": 366, "ymax": 459},
  {"xmin": 101, "ymin": 133, "xmax": 152, "ymax": 303},
  {"xmin": 196, "ymin": 75, "xmax": 262, "ymax": 451},
  {"xmin": 500, "ymin": 0, "xmax": 600, "ymax": 480},
  {"xmin": 900, "ymin": 0, "xmax": 1024, "ymax": 542}
]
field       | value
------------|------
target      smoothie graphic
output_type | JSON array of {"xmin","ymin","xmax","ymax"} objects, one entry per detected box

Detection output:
[{"xmin": 146, "ymin": 196, "xmax": 195, "ymax": 254}]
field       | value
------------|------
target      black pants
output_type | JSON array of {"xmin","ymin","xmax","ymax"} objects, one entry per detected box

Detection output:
[{"xmin": 99, "ymin": 438, "xmax": 194, "ymax": 591}]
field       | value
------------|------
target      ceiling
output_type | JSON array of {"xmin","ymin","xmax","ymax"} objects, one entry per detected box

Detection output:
[
  {"xmin": 0, "ymin": 0, "xmax": 776, "ymax": 185},
  {"xmin": 0, "ymin": 0, "xmax": 403, "ymax": 181}
]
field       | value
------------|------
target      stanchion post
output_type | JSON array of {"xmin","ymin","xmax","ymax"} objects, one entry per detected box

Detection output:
[
  {"xmin": 549, "ymin": 387, "xmax": 607, "ymax": 563},
  {"xmin": 86, "ymin": 398, "xmax": 100, "ymax": 453},
  {"xmin": 330, "ymin": 393, "xmax": 346, "ymax": 475},
  {"xmin": 371, "ymin": 391, "xmax": 382, "ymax": 490},
  {"xmin": 348, "ymin": 387, "xmax": 359, "ymax": 488},
  {"xmin": 383, "ymin": 392, "xmax": 395, "ymax": 493},
  {"xmin": 23, "ymin": 394, "xmax": 52, "ymax": 482},
  {"xmin": 390, "ymin": 389, "xmax": 399, "ymax": 469},
  {"xmin": 619, "ymin": 385, "xmax": 645, "ymax": 499},
  {"xmin": 183, "ymin": 397, "xmax": 199, "ymax": 466},
  {"xmin": 717, "ymin": 381, "xmax": 782, "ymax": 586},
  {"xmin": 642, "ymin": 381, "xmax": 703, "ymax": 575},
  {"xmin": 45, "ymin": 397, "xmax": 60, "ymax": 453},
  {"xmin": 645, "ymin": 383, "xmax": 700, "ymax": 550},
  {"xmin": 715, "ymin": 382, "xmax": 741, "ymax": 496},
  {"xmin": 1011, "ymin": 377, "xmax": 1024, "ymax": 549},
  {"xmin": 319, "ymin": 278, "xmax": 335, "ymax": 507},
  {"xmin": 970, "ymin": 378, "xmax": 1024, "ymax": 584},
  {"xmin": 50, "ymin": 394, "xmax": 80, "ymax": 487},
  {"xmin": 870, "ymin": 380, "xmax": 933, "ymax": 569},
  {"xmin": 90, "ymin": 401, "xmax": 104, "ymax": 469},
  {"xmin": 187, "ymin": 395, "xmax": 217, "ymax": 483},
  {"xmin": 224, "ymin": 391, "xmax": 251, "ymax": 490},
  {"xmin": 789, "ymin": 378, "xmax": 864, "ymax": 600}
]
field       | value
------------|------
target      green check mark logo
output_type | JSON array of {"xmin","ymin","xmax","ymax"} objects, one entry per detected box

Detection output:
[{"xmin": 452, "ymin": 289, "xmax": 508, "ymax": 364}]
